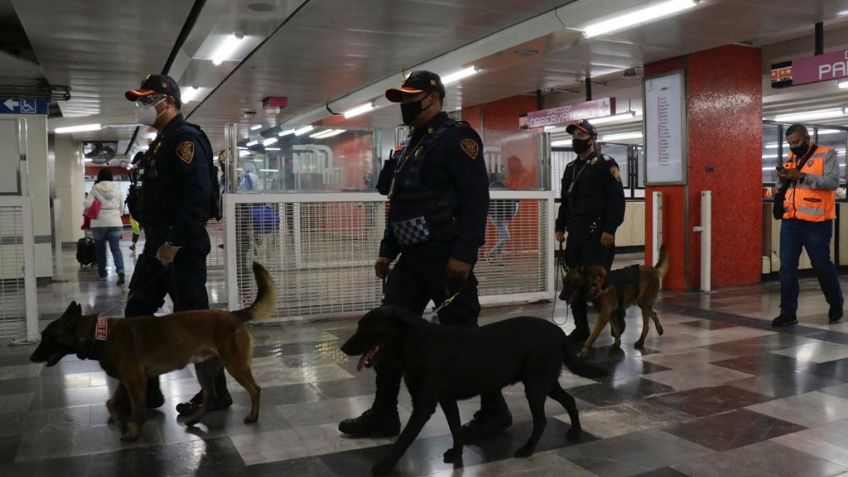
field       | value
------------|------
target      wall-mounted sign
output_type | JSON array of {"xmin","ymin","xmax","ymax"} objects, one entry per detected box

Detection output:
[
  {"xmin": 0, "ymin": 97, "xmax": 47, "ymax": 115},
  {"xmin": 770, "ymin": 61, "xmax": 792, "ymax": 88},
  {"xmin": 522, "ymin": 97, "xmax": 615, "ymax": 129},
  {"xmin": 644, "ymin": 70, "xmax": 686, "ymax": 186}
]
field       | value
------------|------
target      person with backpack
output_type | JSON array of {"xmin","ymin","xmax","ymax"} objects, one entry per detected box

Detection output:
[{"xmin": 83, "ymin": 169, "xmax": 125, "ymax": 283}]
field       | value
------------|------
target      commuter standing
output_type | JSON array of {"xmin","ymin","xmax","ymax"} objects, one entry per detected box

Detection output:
[
  {"xmin": 772, "ymin": 123, "xmax": 843, "ymax": 327},
  {"xmin": 555, "ymin": 120, "xmax": 625, "ymax": 343}
]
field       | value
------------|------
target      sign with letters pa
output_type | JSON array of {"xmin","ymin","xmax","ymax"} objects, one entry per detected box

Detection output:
[{"xmin": 773, "ymin": 48, "xmax": 848, "ymax": 87}]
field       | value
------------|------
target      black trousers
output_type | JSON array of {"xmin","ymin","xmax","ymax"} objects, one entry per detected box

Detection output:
[
  {"xmin": 372, "ymin": 241, "xmax": 508, "ymax": 414},
  {"xmin": 125, "ymin": 226, "xmax": 229, "ymax": 400},
  {"xmin": 564, "ymin": 231, "xmax": 615, "ymax": 332}
]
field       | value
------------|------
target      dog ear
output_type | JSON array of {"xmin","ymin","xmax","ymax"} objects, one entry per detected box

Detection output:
[{"xmin": 63, "ymin": 301, "xmax": 80, "ymax": 318}]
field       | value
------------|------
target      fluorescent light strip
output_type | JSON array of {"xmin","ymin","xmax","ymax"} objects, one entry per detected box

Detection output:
[
  {"xmin": 265, "ymin": 147, "xmax": 281, "ymax": 151},
  {"xmin": 591, "ymin": 112, "xmax": 641, "ymax": 126},
  {"xmin": 294, "ymin": 125, "xmax": 314, "ymax": 136},
  {"xmin": 442, "ymin": 66, "xmax": 479, "ymax": 86},
  {"xmin": 278, "ymin": 128, "xmax": 296, "ymax": 137},
  {"xmin": 55, "ymin": 123, "xmax": 101, "ymax": 134},
  {"xmin": 774, "ymin": 108, "xmax": 847, "ymax": 122},
  {"xmin": 250, "ymin": 124, "xmax": 262, "ymax": 131},
  {"xmin": 262, "ymin": 137, "xmax": 278, "ymax": 146},
  {"xmin": 343, "ymin": 102, "xmax": 374, "ymax": 119},
  {"xmin": 309, "ymin": 129, "xmax": 334, "ymax": 139},
  {"xmin": 181, "ymin": 87, "xmax": 207, "ymax": 103},
  {"xmin": 246, "ymin": 140, "xmax": 258, "ymax": 147},
  {"xmin": 211, "ymin": 32, "xmax": 245, "ymax": 66},
  {"xmin": 839, "ymin": 79, "xmax": 848, "ymax": 89},
  {"xmin": 818, "ymin": 129, "xmax": 844, "ymax": 136},
  {"xmin": 260, "ymin": 169, "xmax": 279, "ymax": 172},
  {"xmin": 601, "ymin": 132, "xmax": 643, "ymax": 142},
  {"xmin": 582, "ymin": 0, "xmax": 699, "ymax": 38},
  {"xmin": 316, "ymin": 129, "xmax": 345, "ymax": 139},
  {"xmin": 551, "ymin": 140, "xmax": 570, "ymax": 147}
]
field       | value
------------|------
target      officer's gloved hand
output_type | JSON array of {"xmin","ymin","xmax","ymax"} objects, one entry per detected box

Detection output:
[
  {"xmin": 374, "ymin": 257, "xmax": 391, "ymax": 278},
  {"xmin": 446, "ymin": 257, "xmax": 471, "ymax": 280}
]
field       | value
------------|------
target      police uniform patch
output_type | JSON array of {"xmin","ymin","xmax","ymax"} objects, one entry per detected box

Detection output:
[
  {"xmin": 610, "ymin": 166, "xmax": 621, "ymax": 182},
  {"xmin": 460, "ymin": 138, "xmax": 479, "ymax": 159},
  {"xmin": 176, "ymin": 141, "xmax": 194, "ymax": 164}
]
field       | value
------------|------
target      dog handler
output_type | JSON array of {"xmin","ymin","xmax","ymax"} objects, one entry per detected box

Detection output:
[
  {"xmin": 123, "ymin": 74, "xmax": 230, "ymax": 415},
  {"xmin": 555, "ymin": 120, "xmax": 626, "ymax": 343},
  {"xmin": 339, "ymin": 71, "xmax": 512, "ymax": 440}
]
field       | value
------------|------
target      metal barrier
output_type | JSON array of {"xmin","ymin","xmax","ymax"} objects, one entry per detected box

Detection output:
[
  {"xmin": 223, "ymin": 191, "xmax": 555, "ymax": 322},
  {"xmin": 0, "ymin": 196, "xmax": 38, "ymax": 342}
]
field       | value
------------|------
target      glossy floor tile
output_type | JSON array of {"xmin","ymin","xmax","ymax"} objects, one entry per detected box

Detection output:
[{"xmin": 3, "ymin": 246, "xmax": 848, "ymax": 476}]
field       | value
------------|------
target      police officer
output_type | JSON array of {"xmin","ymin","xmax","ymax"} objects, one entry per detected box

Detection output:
[
  {"xmin": 339, "ymin": 71, "xmax": 512, "ymax": 440},
  {"xmin": 123, "ymin": 75, "xmax": 229, "ymax": 415},
  {"xmin": 555, "ymin": 120, "xmax": 626, "ymax": 343}
]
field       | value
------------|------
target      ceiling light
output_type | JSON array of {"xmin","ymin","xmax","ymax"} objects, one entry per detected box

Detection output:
[
  {"xmin": 600, "ymin": 132, "xmax": 643, "ymax": 142},
  {"xmin": 55, "ymin": 124, "xmax": 101, "ymax": 134},
  {"xmin": 262, "ymin": 137, "xmax": 278, "ymax": 146},
  {"xmin": 839, "ymin": 79, "xmax": 848, "ymax": 89},
  {"xmin": 551, "ymin": 140, "xmax": 570, "ymax": 147},
  {"xmin": 818, "ymin": 129, "xmax": 845, "ymax": 136},
  {"xmin": 310, "ymin": 129, "xmax": 334, "ymax": 139},
  {"xmin": 839, "ymin": 10, "xmax": 848, "ymax": 16},
  {"xmin": 582, "ymin": 0, "xmax": 699, "ymax": 38},
  {"xmin": 316, "ymin": 129, "xmax": 346, "ymax": 139},
  {"xmin": 260, "ymin": 169, "xmax": 279, "ymax": 172},
  {"xmin": 774, "ymin": 108, "xmax": 847, "ymax": 122},
  {"xmin": 211, "ymin": 32, "xmax": 245, "ymax": 66},
  {"xmin": 250, "ymin": 124, "xmax": 262, "ymax": 131},
  {"xmin": 246, "ymin": 140, "xmax": 258, "ymax": 147},
  {"xmin": 238, "ymin": 150, "xmax": 250, "ymax": 157},
  {"xmin": 343, "ymin": 102, "xmax": 375, "ymax": 119},
  {"xmin": 278, "ymin": 128, "xmax": 296, "ymax": 137},
  {"xmin": 442, "ymin": 66, "xmax": 479, "ymax": 86},
  {"xmin": 544, "ymin": 126, "xmax": 567, "ymax": 133},
  {"xmin": 591, "ymin": 111, "xmax": 641, "ymax": 126},
  {"xmin": 265, "ymin": 147, "xmax": 281, "ymax": 151},
  {"xmin": 764, "ymin": 143, "xmax": 778, "ymax": 149},
  {"xmin": 294, "ymin": 125, "xmax": 314, "ymax": 136},
  {"xmin": 181, "ymin": 87, "xmax": 207, "ymax": 103}
]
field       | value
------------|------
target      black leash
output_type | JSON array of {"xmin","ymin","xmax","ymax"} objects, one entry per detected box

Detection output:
[
  {"xmin": 552, "ymin": 241, "xmax": 569, "ymax": 327},
  {"xmin": 97, "ymin": 263, "xmax": 171, "ymax": 317}
]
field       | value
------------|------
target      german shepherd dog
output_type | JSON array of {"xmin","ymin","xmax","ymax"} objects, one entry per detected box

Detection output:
[
  {"xmin": 561, "ymin": 245, "xmax": 669, "ymax": 357},
  {"xmin": 30, "ymin": 262, "xmax": 276, "ymax": 441},
  {"xmin": 341, "ymin": 306, "xmax": 607, "ymax": 475}
]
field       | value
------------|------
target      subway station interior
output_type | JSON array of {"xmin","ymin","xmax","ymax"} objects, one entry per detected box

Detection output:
[{"xmin": 10, "ymin": 0, "xmax": 848, "ymax": 475}]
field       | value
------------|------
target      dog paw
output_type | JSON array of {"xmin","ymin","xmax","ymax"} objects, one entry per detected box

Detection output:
[
  {"xmin": 243, "ymin": 414, "xmax": 258, "ymax": 424},
  {"xmin": 120, "ymin": 431, "xmax": 140, "ymax": 442},
  {"xmin": 634, "ymin": 340, "xmax": 645, "ymax": 349},
  {"xmin": 443, "ymin": 447, "xmax": 463, "ymax": 464},
  {"xmin": 657, "ymin": 325, "xmax": 664, "ymax": 336},
  {"xmin": 567, "ymin": 425, "xmax": 581, "ymax": 440},
  {"xmin": 184, "ymin": 416, "xmax": 202, "ymax": 427},
  {"xmin": 613, "ymin": 338, "xmax": 621, "ymax": 348},
  {"xmin": 514, "ymin": 445, "xmax": 534, "ymax": 458},
  {"xmin": 577, "ymin": 348, "xmax": 590, "ymax": 358}
]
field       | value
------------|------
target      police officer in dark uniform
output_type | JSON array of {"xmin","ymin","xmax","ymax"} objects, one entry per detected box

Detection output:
[
  {"xmin": 123, "ymin": 75, "xmax": 228, "ymax": 415},
  {"xmin": 339, "ymin": 71, "xmax": 512, "ymax": 440},
  {"xmin": 556, "ymin": 120, "xmax": 626, "ymax": 343}
]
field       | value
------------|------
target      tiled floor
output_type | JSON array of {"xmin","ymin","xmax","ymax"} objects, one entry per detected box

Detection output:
[{"xmin": 3, "ymin": 243, "xmax": 848, "ymax": 476}]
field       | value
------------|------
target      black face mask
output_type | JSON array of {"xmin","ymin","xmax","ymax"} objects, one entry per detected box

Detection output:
[
  {"xmin": 401, "ymin": 95, "xmax": 435, "ymax": 126},
  {"xmin": 572, "ymin": 138, "xmax": 592, "ymax": 155},
  {"xmin": 790, "ymin": 141, "xmax": 809, "ymax": 158}
]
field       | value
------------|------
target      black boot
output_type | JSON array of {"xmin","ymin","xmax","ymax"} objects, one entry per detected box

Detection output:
[
  {"xmin": 146, "ymin": 377, "xmax": 165, "ymax": 409},
  {"xmin": 338, "ymin": 407, "xmax": 401, "ymax": 437},
  {"xmin": 175, "ymin": 368, "xmax": 232, "ymax": 415},
  {"xmin": 461, "ymin": 391, "xmax": 512, "ymax": 440}
]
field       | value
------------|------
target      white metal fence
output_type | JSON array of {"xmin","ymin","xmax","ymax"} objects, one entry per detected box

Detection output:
[
  {"xmin": 0, "ymin": 196, "xmax": 37, "ymax": 341},
  {"xmin": 224, "ymin": 191, "xmax": 555, "ymax": 322}
]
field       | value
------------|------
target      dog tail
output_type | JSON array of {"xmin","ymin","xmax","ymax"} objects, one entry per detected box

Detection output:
[
  {"xmin": 562, "ymin": 339, "xmax": 609, "ymax": 378},
  {"xmin": 654, "ymin": 244, "xmax": 669, "ymax": 278},
  {"xmin": 234, "ymin": 262, "xmax": 277, "ymax": 323}
]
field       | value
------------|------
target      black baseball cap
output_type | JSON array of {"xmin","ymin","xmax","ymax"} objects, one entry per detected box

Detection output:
[
  {"xmin": 125, "ymin": 74, "xmax": 181, "ymax": 102},
  {"xmin": 385, "ymin": 70, "xmax": 446, "ymax": 102},
  {"xmin": 566, "ymin": 120, "xmax": 598, "ymax": 137}
]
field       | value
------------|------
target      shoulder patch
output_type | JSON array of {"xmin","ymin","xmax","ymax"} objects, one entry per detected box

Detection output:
[
  {"xmin": 460, "ymin": 138, "xmax": 479, "ymax": 159},
  {"xmin": 176, "ymin": 141, "xmax": 194, "ymax": 164},
  {"xmin": 610, "ymin": 166, "xmax": 622, "ymax": 182}
]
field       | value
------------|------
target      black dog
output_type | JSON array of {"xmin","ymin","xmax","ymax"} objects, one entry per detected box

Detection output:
[{"xmin": 341, "ymin": 305, "xmax": 608, "ymax": 475}]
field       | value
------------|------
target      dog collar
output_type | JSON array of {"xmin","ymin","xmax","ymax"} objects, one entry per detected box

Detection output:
[{"xmin": 95, "ymin": 317, "xmax": 108, "ymax": 341}]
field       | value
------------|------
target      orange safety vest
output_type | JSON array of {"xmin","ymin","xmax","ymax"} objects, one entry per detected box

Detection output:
[{"xmin": 782, "ymin": 145, "xmax": 836, "ymax": 222}]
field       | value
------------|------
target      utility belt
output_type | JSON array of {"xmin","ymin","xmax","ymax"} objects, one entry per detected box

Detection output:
[
  {"xmin": 566, "ymin": 215, "xmax": 604, "ymax": 238},
  {"xmin": 389, "ymin": 211, "xmax": 457, "ymax": 247}
]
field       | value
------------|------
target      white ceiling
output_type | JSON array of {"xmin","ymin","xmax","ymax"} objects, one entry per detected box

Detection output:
[{"xmin": 11, "ymin": 0, "xmax": 848, "ymax": 149}]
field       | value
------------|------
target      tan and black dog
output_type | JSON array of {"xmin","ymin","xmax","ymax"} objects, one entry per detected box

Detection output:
[
  {"xmin": 30, "ymin": 262, "xmax": 276, "ymax": 441},
  {"xmin": 562, "ymin": 245, "xmax": 669, "ymax": 357}
]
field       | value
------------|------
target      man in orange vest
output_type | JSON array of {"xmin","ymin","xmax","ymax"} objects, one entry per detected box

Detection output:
[{"xmin": 773, "ymin": 123, "xmax": 843, "ymax": 327}]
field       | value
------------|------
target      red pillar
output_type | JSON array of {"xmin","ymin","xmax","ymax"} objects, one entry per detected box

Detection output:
[{"xmin": 645, "ymin": 45, "xmax": 762, "ymax": 291}]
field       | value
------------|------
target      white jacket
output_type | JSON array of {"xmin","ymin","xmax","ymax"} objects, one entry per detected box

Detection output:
[{"xmin": 84, "ymin": 181, "xmax": 124, "ymax": 228}]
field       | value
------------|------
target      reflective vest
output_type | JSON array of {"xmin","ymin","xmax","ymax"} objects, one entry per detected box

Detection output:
[{"xmin": 783, "ymin": 145, "xmax": 836, "ymax": 222}]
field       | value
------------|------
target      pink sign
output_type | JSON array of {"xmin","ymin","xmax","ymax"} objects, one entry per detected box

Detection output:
[
  {"xmin": 792, "ymin": 49, "xmax": 848, "ymax": 85},
  {"xmin": 525, "ymin": 97, "xmax": 616, "ymax": 129}
]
